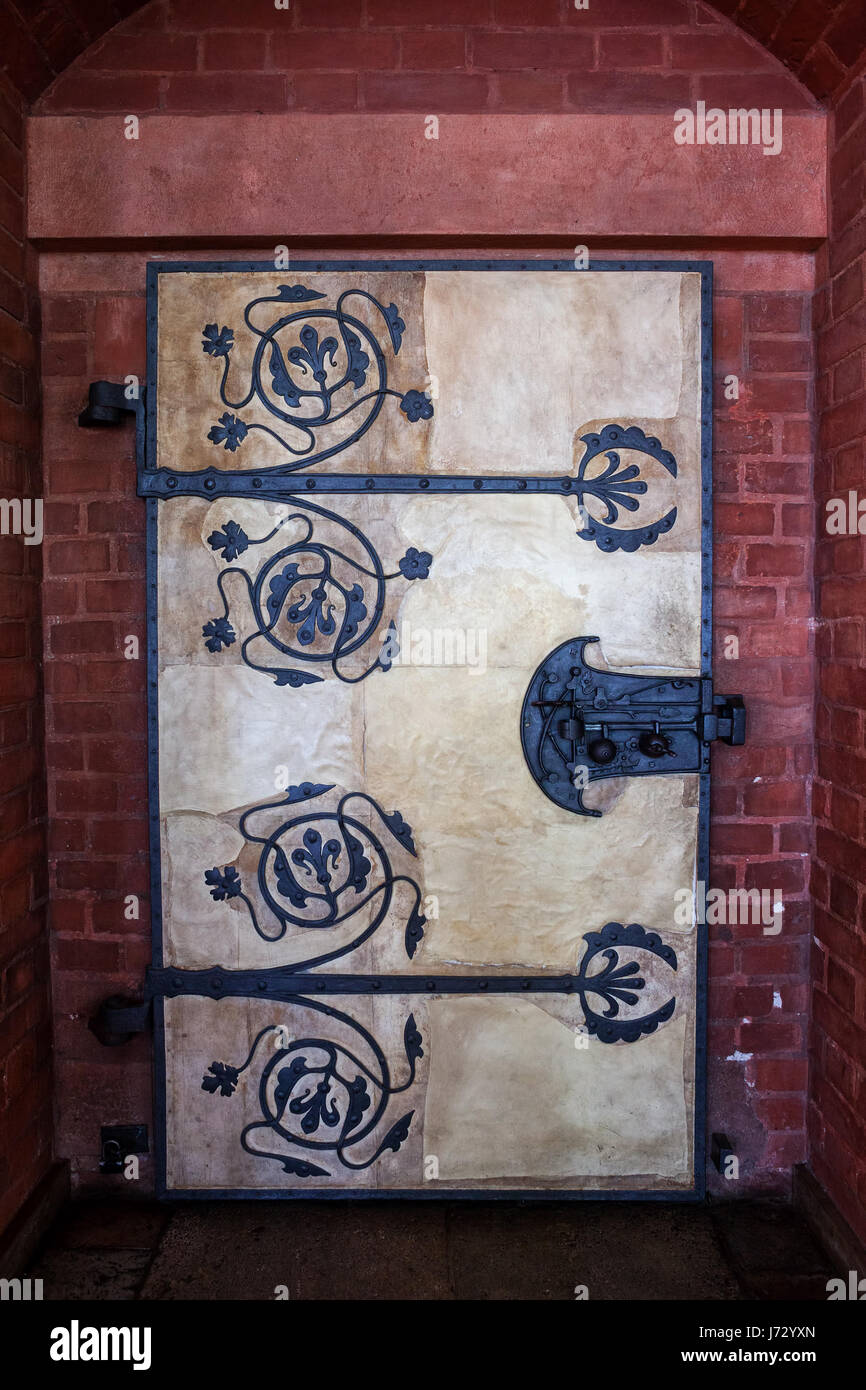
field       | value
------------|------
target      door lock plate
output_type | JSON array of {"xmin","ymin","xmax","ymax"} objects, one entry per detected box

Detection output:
[{"xmin": 521, "ymin": 636, "xmax": 745, "ymax": 817}]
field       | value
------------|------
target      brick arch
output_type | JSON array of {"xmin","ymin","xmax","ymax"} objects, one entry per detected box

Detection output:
[{"xmin": 0, "ymin": 0, "xmax": 863, "ymax": 106}]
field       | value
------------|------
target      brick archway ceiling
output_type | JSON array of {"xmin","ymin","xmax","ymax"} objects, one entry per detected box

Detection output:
[{"xmin": 0, "ymin": 0, "xmax": 864, "ymax": 105}]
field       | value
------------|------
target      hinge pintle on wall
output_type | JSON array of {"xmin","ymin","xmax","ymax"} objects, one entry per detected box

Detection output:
[
  {"xmin": 89, "ymin": 994, "xmax": 151, "ymax": 1046},
  {"xmin": 77, "ymin": 379, "xmax": 141, "ymax": 427}
]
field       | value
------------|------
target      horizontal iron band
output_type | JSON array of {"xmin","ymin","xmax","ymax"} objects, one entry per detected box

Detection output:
[
  {"xmin": 147, "ymin": 967, "xmax": 584, "ymax": 999},
  {"xmin": 138, "ymin": 470, "xmax": 712, "ymax": 499}
]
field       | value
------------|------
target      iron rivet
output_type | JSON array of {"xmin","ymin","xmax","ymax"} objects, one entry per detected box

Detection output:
[
  {"xmin": 419, "ymin": 478, "xmax": 430, "ymax": 488},
  {"xmin": 306, "ymin": 478, "xmax": 316, "ymax": 489},
  {"xmin": 204, "ymin": 477, "xmax": 215, "ymax": 491},
  {"xmin": 253, "ymin": 477, "xmax": 262, "ymax": 488},
  {"xmin": 167, "ymin": 476, "xmax": 177, "ymax": 489}
]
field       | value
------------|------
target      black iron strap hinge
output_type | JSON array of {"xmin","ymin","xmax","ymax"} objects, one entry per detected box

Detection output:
[{"xmin": 90, "ymin": 927, "xmax": 679, "ymax": 1049}]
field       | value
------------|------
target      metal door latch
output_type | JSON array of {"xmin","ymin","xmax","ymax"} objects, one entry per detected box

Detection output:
[{"xmin": 521, "ymin": 636, "xmax": 746, "ymax": 817}]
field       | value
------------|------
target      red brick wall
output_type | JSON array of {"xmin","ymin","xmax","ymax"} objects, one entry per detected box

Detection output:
[
  {"xmin": 40, "ymin": 274, "xmax": 151, "ymax": 1187},
  {"xmin": 709, "ymin": 274, "xmax": 816, "ymax": 1189},
  {"xmin": 0, "ymin": 66, "xmax": 52, "ymax": 1238},
  {"xmin": 27, "ymin": 0, "xmax": 823, "ymax": 1199},
  {"xmin": 5, "ymin": 0, "xmax": 866, "ymax": 106},
  {"xmin": 811, "ymin": 60, "xmax": 866, "ymax": 1248}
]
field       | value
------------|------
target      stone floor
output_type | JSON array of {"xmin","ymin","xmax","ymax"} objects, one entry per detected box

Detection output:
[{"xmin": 25, "ymin": 1198, "xmax": 839, "ymax": 1300}]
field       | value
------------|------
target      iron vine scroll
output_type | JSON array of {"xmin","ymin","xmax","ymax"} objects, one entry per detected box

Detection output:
[
  {"xmin": 202, "ymin": 1002, "xmax": 422, "ymax": 1178},
  {"xmin": 202, "ymin": 283, "xmax": 433, "ymax": 468},
  {"xmin": 201, "ymin": 495, "xmax": 432, "ymax": 687},
  {"xmin": 205, "ymin": 782, "xmax": 427, "ymax": 965}
]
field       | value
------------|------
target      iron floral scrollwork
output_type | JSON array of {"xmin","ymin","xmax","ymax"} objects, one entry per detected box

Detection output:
[
  {"xmin": 575, "ymin": 424, "xmax": 678, "ymax": 553},
  {"xmin": 205, "ymin": 782, "xmax": 427, "ymax": 964},
  {"xmin": 202, "ymin": 1004, "xmax": 422, "ymax": 1177},
  {"xmin": 576, "ymin": 922, "xmax": 677, "ymax": 1043},
  {"xmin": 201, "ymin": 496, "xmax": 432, "ymax": 687},
  {"xmin": 201, "ymin": 283, "xmax": 433, "ymax": 468}
]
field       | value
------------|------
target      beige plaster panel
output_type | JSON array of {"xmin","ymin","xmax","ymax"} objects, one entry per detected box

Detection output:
[
  {"xmin": 158, "ymin": 666, "xmax": 363, "ymax": 817},
  {"xmin": 424, "ymin": 270, "xmax": 699, "ymax": 480},
  {"xmin": 423, "ymin": 999, "xmax": 691, "ymax": 1183},
  {"xmin": 393, "ymin": 493, "xmax": 701, "ymax": 670},
  {"xmin": 156, "ymin": 270, "xmax": 702, "ymax": 488},
  {"xmin": 158, "ymin": 492, "xmax": 699, "ymax": 971},
  {"xmin": 361, "ymin": 715, "xmax": 700, "ymax": 969}
]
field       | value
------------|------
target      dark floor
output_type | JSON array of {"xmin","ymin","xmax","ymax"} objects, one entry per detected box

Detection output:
[{"xmin": 24, "ymin": 1198, "xmax": 839, "ymax": 1300}]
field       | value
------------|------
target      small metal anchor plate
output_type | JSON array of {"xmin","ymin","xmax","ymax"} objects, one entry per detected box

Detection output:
[{"xmin": 521, "ymin": 636, "xmax": 745, "ymax": 817}]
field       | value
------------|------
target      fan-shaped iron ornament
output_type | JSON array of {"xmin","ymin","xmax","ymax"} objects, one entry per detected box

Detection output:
[{"xmin": 573, "ymin": 424, "xmax": 678, "ymax": 553}]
